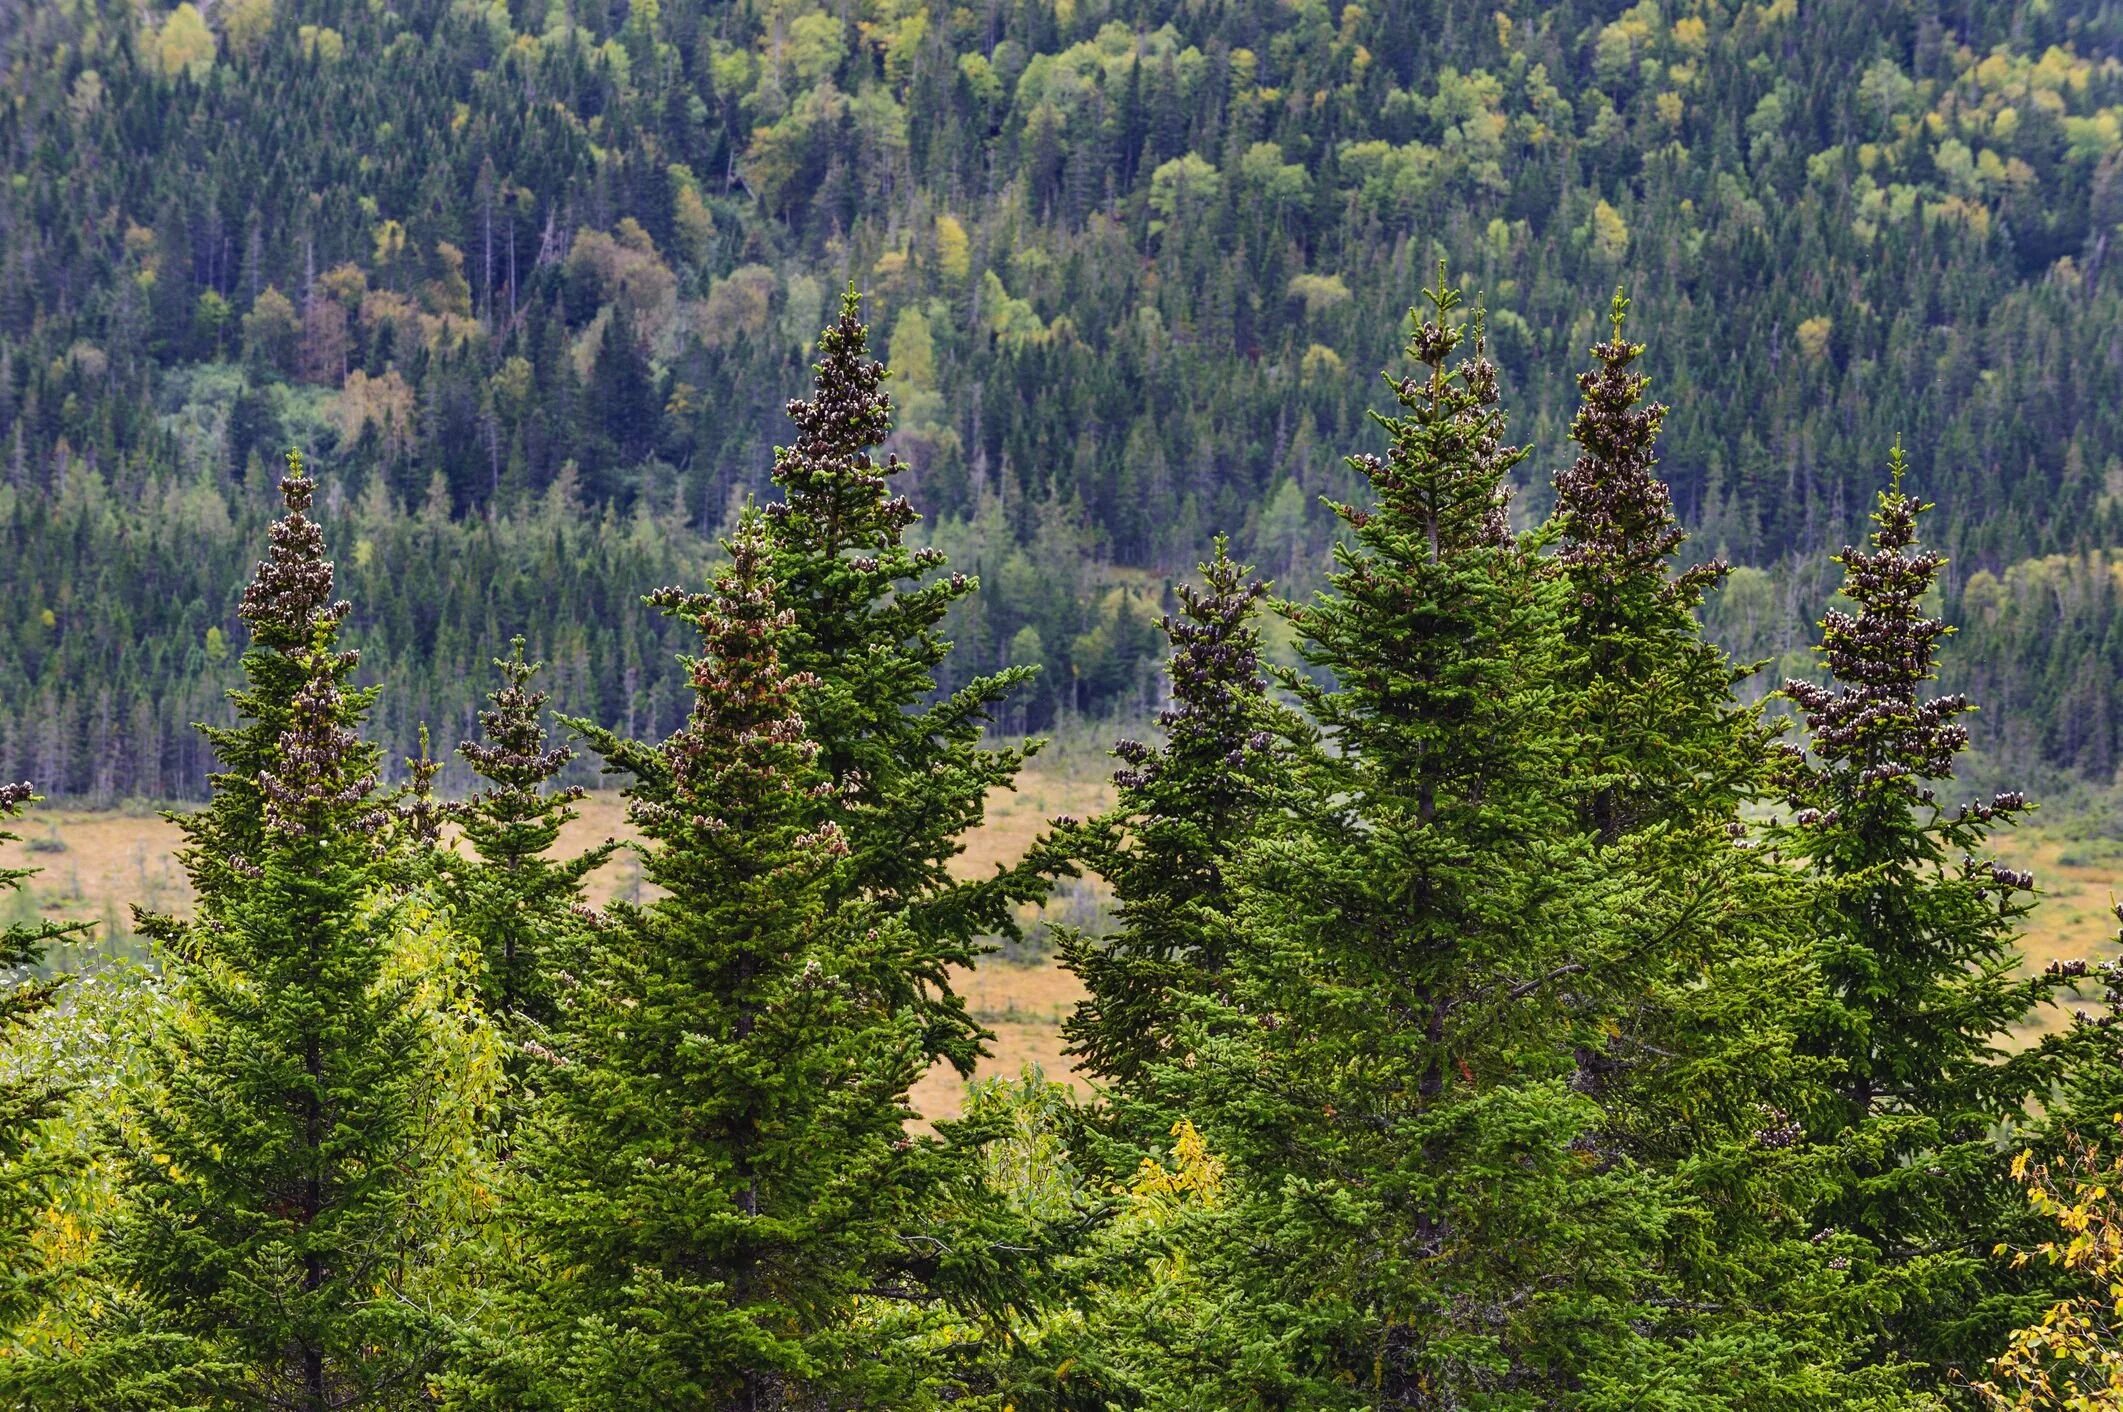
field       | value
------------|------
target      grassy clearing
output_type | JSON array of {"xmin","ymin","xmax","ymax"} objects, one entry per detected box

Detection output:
[
  {"xmin": 0, "ymin": 765, "xmax": 1116, "ymax": 1120},
  {"xmin": 14, "ymin": 766, "xmax": 2110, "ymax": 1116}
]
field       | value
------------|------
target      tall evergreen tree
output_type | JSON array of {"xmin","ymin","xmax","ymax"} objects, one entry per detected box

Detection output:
[
  {"xmin": 476, "ymin": 513, "xmax": 1003, "ymax": 1410},
  {"xmin": 1123, "ymin": 269, "xmax": 1648, "ymax": 1406},
  {"xmin": 1551, "ymin": 290, "xmax": 1745, "ymax": 840},
  {"xmin": 1539, "ymin": 294, "xmax": 1896, "ymax": 1405},
  {"xmin": 445, "ymin": 639, "xmax": 614, "ymax": 1031},
  {"xmin": 85, "ymin": 452, "xmax": 452, "ymax": 1409},
  {"xmin": 763, "ymin": 288, "xmax": 1049, "ymax": 1081},
  {"xmin": 1059, "ymin": 536, "xmax": 1283, "ymax": 1091},
  {"xmin": 1778, "ymin": 445, "xmax": 2077, "ymax": 1383}
]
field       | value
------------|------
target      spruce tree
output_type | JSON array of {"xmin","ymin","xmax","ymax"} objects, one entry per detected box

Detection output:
[
  {"xmin": 1123, "ymin": 270, "xmax": 1648, "ymax": 1406},
  {"xmin": 445, "ymin": 639, "xmax": 614, "ymax": 1032},
  {"xmin": 1059, "ymin": 537, "xmax": 1283, "ymax": 1091},
  {"xmin": 1543, "ymin": 294, "xmax": 1895, "ymax": 1403},
  {"xmin": 481, "ymin": 513, "xmax": 996, "ymax": 1410},
  {"xmin": 90, "ymin": 452, "xmax": 451, "ymax": 1408},
  {"xmin": 763, "ymin": 288, "xmax": 1049, "ymax": 1080},
  {"xmin": 1778, "ymin": 445, "xmax": 2076, "ymax": 1382},
  {"xmin": 1551, "ymin": 290, "xmax": 1745, "ymax": 839}
]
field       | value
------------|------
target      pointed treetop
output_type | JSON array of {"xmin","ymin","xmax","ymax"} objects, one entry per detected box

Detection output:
[
  {"xmin": 1553, "ymin": 286, "xmax": 1724, "ymax": 607},
  {"xmin": 460, "ymin": 638, "xmax": 575, "ymax": 792},
  {"xmin": 239, "ymin": 449, "xmax": 347, "ymax": 649},
  {"xmin": 1783, "ymin": 443, "xmax": 1967, "ymax": 789},
  {"xmin": 770, "ymin": 287, "xmax": 906, "ymax": 533},
  {"xmin": 634, "ymin": 509, "xmax": 831, "ymax": 852}
]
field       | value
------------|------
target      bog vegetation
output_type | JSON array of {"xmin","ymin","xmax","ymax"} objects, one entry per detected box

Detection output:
[{"xmin": 0, "ymin": 281, "xmax": 2120, "ymax": 1410}]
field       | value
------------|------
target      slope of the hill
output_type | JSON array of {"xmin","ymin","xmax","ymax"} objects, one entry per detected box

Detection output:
[{"xmin": 7, "ymin": 0, "xmax": 2123, "ymax": 792}]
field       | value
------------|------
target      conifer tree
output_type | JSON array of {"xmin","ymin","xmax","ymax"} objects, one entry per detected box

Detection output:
[
  {"xmin": 88, "ymin": 452, "xmax": 451, "ymax": 1409},
  {"xmin": 445, "ymin": 639, "xmax": 613, "ymax": 1031},
  {"xmin": 1127, "ymin": 269, "xmax": 1647, "ymax": 1405},
  {"xmin": 480, "ymin": 513, "xmax": 997, "ymax": 1410},
  {"xmin": 1778, "ymin": 445, "xmax": 2077, "ymax": 1382},
  {"xmin": 1059, "ymin": 537, "xmax": 1283, "ymax": 1090},
  {"xmin": 1542, "ymin": 294, "xmax": 1889, "ymax": 1401},
  {"xmin": 1552, "ymin": 290, "xmax": 1745, "ymax": 839},
  {"xmin": 0, "ymin": 781, "xmax": 81, "ymax": 1337},
  {"xmin": 763, "ymin": 288, "xmax": 1049, "ymax": 1079}
]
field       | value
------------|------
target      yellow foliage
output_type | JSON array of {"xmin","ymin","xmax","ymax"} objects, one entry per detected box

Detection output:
[
  {"xmin": 1300, "ymin": 342, "xmax": 1344, "ymax": 385},
  {"xmin": 935, "ymin": 214, "xmax": 971, "ymax": 281},
  {"xmin": 298, "ymin": 24, "xmax": 345, "ymax": 62},
  {"xmin": 223, "ymin": 0, "xmax": 276, "ymax": 59},
  {"xmin": 1587, "ymin": 198, "xmax": 1630, "ymax": 265},
  {"xmin": 1795, "ymin": 315, "xmax": 1833, "ymax": 363},
  {"xmin": 670, "ymin": 165, "xmax": 716, "ymax": 266},
  {"xmin": 568, "ymin": 223, "xmax": 680, "ymax": 347},
  {"xmin": 1129, "ymin": 1120, "xmax": 1224, "ymax": 1210},
  {"xmin": 334, "ymin": 369, "xmax": 417, "ymax": 460},
  {"xmin": 156, "ymin": 3, "xmax": 217, "ymax": 79},
  {"xmin": 1978, "ymin": 1130, "xmax": 2123, "ymax": 1408},
  {"xmin": 1286, "ymin": 272, "xmax": 1351, "ymax": 319},
  {"xmin": 887, "ymin": 306, "xmax": 937, "ymax": 389},
  {"xmin": 696, "ymin": 264, "xmax": 779, "ymax": 350},
  {"xmin": 373, "ymin": 219, "xmax": 408, "ymax": 267}
]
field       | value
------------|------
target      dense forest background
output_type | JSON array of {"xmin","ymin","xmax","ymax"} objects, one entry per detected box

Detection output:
[{"xmin": 6, "ymin": 0, "xmax": 2123, "ymax": 795}]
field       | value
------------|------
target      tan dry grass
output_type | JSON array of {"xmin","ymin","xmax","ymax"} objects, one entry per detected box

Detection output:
[
  {"xmin": 0, "ymin": 767, "xmax": 1112, "ymax": 1119},
  {"xmin": 13, "ymin": 777, "xmax": 2123, "ymax": 1108}
]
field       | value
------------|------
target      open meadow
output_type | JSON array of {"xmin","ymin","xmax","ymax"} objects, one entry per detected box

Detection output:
[
  {"xmin": 7, "ymin": 763, "xmax": 2119, "ymax": 1115},
  {"xmin": 0, "ymin": 765, "xmax": 1117, "ymax": 1121}
]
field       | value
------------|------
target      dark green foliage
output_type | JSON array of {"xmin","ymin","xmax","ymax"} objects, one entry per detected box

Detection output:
[
  {"xmin": 89, "ymin": 453, "xmax": 447, "ymax": 1409},
  {"xmin": 10, "ymin": 2, "xmax": 2123, "ymax": 790},
  {"xmin": 1039, "ymin": 277, "xmax": 1940, "ymax": 1409},
  {"xmin": 1552, "ymin": 290, "xmax": 1748, "ymax": 839},
  {"xmin": 473, "ymin": 515, "xmax": 988, "ymax": 1409},
  {"xmin": 0, "ymin": 781, "xmax": 81, "ymax": 1338},
  {"xmin": 762, "ymin": 289, "xmax": 1050, "ymax": 1080},
  {"xmin": 1110, "ymin": 271, "xmax": 1651, "ymax": 1405},
  {"xmin": 445, "ymin": 639, "xmax": 613, "ymax": 1030},
  {"xmin": 1776, "ymin": 448, "xmax": 2078, "ymax": 1382},
  {"xmin": 1060, "ymin": 536, "xmax": 1281, "ymax": 1091}
]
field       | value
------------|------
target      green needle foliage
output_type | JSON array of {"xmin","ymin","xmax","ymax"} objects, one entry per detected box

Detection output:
[
  {"xmin": 446, "ymin": 640, "xmax": 614, "ymax": 1027},
  {"xmin": 1777, "ymin": 447, "xmax": 2079, "ymax": 1385},
  {"xmin": 1059, "ymin": 536, "xmax": 1281, "ymax": 1094},
  {"xmin": 1543, "ymin": 295, "xmax": 1903, "ymax": 1408},
  {"xmin": 1141, "ymin": 267, "xmax": 1648, "ymax": 1406},
  {"xmin": 0, "ymin": 781, "xmax": 82, "ymax": 1341},
  {"xmin": 75, "ymin": 452, "xmax": 457, "ymax": 1409},
  {"xmin": 475, "ymin": 512, "xmax": 999, "ymax": 1409},
  {"xmin": 764, "ymin": 287, "xmax": 1051, "ymax": 1080}
]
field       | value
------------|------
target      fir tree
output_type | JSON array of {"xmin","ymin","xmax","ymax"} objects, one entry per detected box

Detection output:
[
  {"xmin": 1552, "ymin": 289, "xmax": 1744, "ymax": 840},
  {"xmin": 1778, "ymin": 444, "xmax": 2077, "ymax": 1383},
  {"xmin": 1542, "ymin": 294, "xmax": 1894, "ymax": 1404},
  {"xmin": 89, "ymin": 452, "xmax": 452, "ymax": 1409},
  {"xmin": 1059, "ymin": 536, "xmax": 1283, "ymax": 1090},
  {"xmin": 480, "ymin": 513, "xmax": 998, "ymax": 1410},
  {"xmin": 445, "ymin": 639, "xmax": 614, "ymax": 1031},
  {"xmin": 763, "ymin": 288, "xmax": 1050, "ymax": 1080},
  {"xmin": 1130, "ymin": 269, "xmax": 1646, "ymax": 1406}
]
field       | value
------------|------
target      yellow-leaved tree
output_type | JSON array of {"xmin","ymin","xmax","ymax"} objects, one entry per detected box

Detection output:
[{"xmin": 1977, "ymin": 1130, "xmax": 2123, "ymax": 1409}]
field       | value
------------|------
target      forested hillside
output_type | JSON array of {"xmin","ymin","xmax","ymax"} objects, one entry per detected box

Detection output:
[{"xmin": 7, "ymin": 0, "xmax": 2123, "ymax": 792}]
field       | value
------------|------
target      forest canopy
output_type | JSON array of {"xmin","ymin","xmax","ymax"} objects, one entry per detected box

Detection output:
[{"xmin": 6, "ymin": 0, "xmax": 2123, "ymax": 793}]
